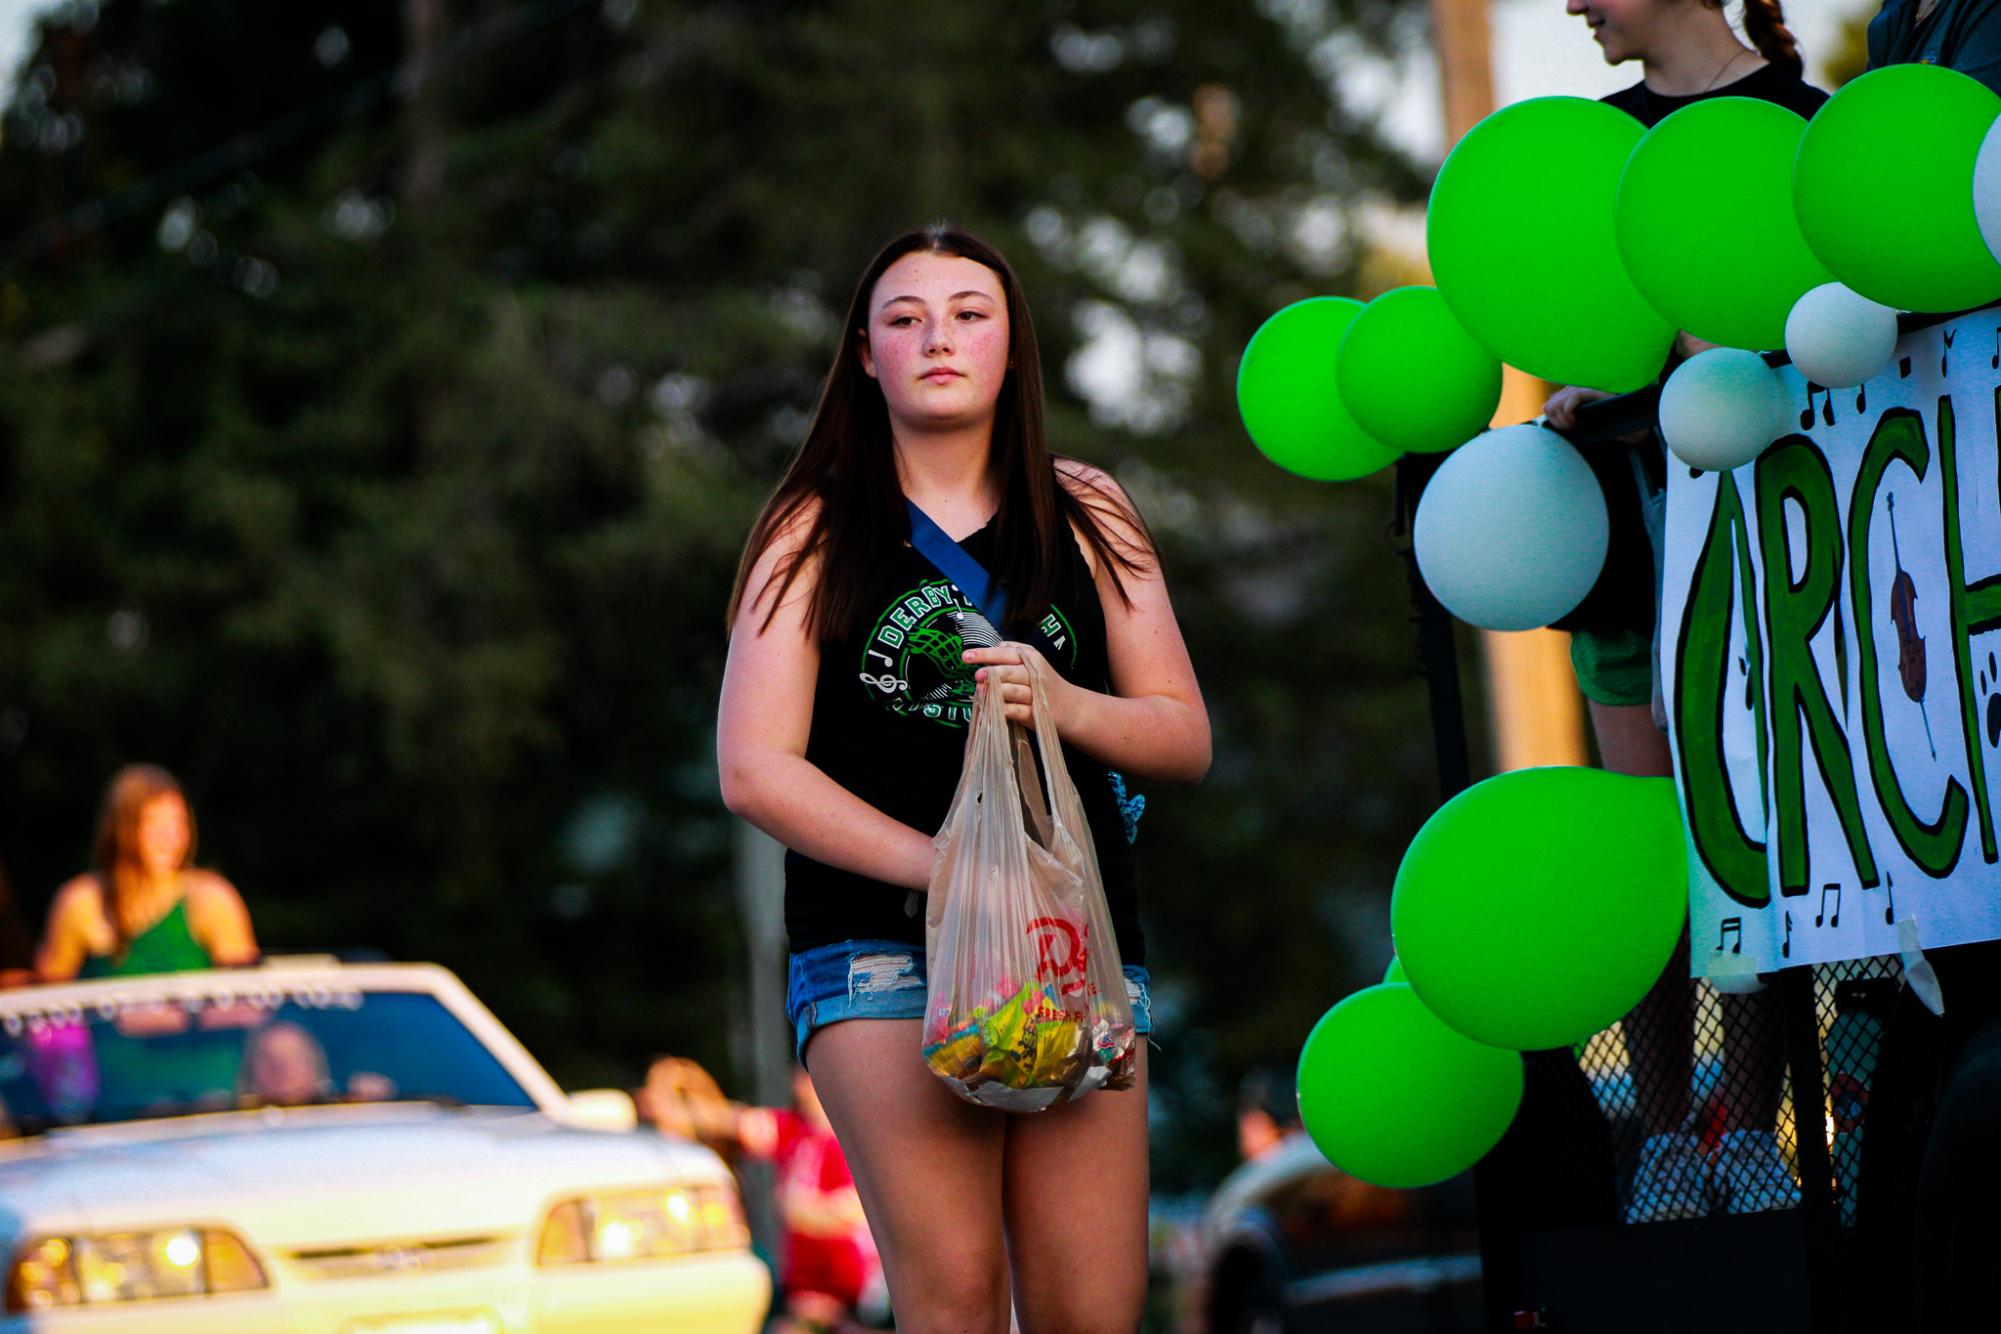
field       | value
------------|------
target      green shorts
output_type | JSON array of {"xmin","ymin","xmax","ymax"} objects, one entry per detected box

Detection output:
[{"xmin": 1570, "ymin": 624, "xmax": 1654, "ymax": 708}]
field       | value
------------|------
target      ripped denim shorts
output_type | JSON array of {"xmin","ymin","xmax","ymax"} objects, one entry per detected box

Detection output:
[{"xmin": 785, "ymin": 937, "xmax": 1154, "ymax": 1066}]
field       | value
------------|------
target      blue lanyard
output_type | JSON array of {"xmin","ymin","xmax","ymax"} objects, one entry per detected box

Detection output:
[{"xmin": 904, "ymin": 500, "xmax": 1008, "ymax": 630}]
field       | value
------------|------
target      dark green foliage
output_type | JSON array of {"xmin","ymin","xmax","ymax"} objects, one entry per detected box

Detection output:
[{"xmin": 0, "ymin": 0, "xmax": 1454, "ymax": 1191}]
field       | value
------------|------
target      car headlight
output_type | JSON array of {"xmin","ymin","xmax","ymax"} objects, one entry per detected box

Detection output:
[
  {"xmin": 693, "ymin": 1182, "xmax": 751, "ymax": 1251},
  {"xmin": 6, "ymin": 1228, "xmax": 266, "ymax": 1311},
  {"xmin": 537, "ymin": 1183, "xmax": 750, "ymax": 1266}
]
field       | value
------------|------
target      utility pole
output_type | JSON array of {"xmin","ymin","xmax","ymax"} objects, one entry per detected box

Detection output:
[
  {"xmin": 400, "ymin": 0, "xmax": 447, "ymax": 211},
  {"xmin": 733, "ymin": 821, "xmax": 791, "ymax": 1109},
  {"xmin": 1430, "ymin": 0, "xmax": 1590, "ymax": 772},
  {"xmin": 731, "ymin": 819, "xmax": 790, "ymax": 1257},
  {"xmin": 1432, "ymin": 0, "xmax": 1494, "ymax": 143}
]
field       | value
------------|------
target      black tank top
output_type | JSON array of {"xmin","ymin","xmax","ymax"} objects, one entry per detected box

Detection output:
[
  {"xmin": 784, "ymin": 510, "xmax": 1144, "ymax": 965},
  {"xmin": 1601, "ymin": 61, "xmax": 1828, "ymax": 130}
]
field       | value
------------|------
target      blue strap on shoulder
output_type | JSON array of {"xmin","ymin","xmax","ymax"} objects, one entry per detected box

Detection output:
[
  {"xmin": 904, "ymin": 500, "xmax": 1007, "ymax": 629},
  {"xmin": 904, "ymin": 498, "xmax": 1145, "ymax": 845}
]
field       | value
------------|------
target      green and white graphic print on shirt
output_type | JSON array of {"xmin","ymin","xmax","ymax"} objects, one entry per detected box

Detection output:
[{"xmin": 857, "ymin": 577, "xmax": 1077, "ymax": 728}]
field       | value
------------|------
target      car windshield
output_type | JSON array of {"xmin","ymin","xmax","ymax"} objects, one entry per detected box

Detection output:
[{"xmin": 0, "ymin": 982, "xmax": 537, "ymax": 1135}]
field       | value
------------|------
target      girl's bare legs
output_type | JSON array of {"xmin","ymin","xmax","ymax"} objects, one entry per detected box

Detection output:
[
  {"xmin": 1591, "ymin": 700, "xmax": 1693, "ymax": 1136},
  {"xmin": 1003, "ymin": 1045, "xmax": 1149, "ymax": 1333},
  {"xmin": 810, "ymin": 1019, "xmax": 1150, "ymax": 1333},
  {"xmin": 807, "ymin": 1020, "xmax": 1011, "ymax": 1334}
]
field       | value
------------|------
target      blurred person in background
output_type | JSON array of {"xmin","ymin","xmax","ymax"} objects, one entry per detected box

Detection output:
[
  {"xmin": 1546, "ymin": 0, "xmax": 1822, "ymax": 1226},
  {"xmin": 238, "ymin": 1021, "xmax": 334, "ymax": 1106},
  {"xmin": 737, "ymin": 1066, "xmax": 886, "ymax": 1334},
  {"xmin": 36, "ymin": 763, "xmax": 258, "ymax": 980},
  {"xmin": 638, "ymin": 1053, "xmax": 744, "ymax": 1152},
  {"xmin": 1235, "ymin": 1064, "xmax": 1305, "ymax": 1164},
  {"xmin": 1201, "ymin": 1064, "xmax": 1326, "ymax": 1240},
  {"xmin": 640, "ymin": 1055, "xmax": 885, "ymax": 1333},
  {"xmin": 239, "ymin": 1021, "xmax": 397, "ymax": 1108},
  {"xmin": 1869, "ymin": 0, "xmax": 2001, "ymax": 92}
]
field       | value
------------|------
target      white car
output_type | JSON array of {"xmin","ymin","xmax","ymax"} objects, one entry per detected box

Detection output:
[{"xmin": 0, "ymin": 958, "xmax": 771, "ymax": 1333}]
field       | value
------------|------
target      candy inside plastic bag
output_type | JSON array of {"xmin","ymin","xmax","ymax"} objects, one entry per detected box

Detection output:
[{"xmin": 922, "ymin": 666, "xmax": 1137, "ymax": 1112}]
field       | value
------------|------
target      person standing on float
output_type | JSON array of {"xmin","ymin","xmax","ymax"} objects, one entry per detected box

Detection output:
[{"xmin": 1548, "ymin": 0, "xmax": 1823, "ymax": 1225}]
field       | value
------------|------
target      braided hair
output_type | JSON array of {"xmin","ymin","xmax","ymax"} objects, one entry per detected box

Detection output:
[{"xmin": 1712, "ymin": 0, "xmax": 1804, "ymax": 77}]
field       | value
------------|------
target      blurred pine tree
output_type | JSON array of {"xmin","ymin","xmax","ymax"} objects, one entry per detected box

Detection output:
[{"xmin": 0, "ymin": 0, "xmax": 1457, "ymax": 1190}]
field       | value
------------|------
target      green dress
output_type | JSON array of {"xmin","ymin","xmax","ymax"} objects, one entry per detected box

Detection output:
[
  {"xmin": 78, "ymin": 894, "xmax": 244, "ymax": 1113},
  {"xmin": 77, "ymin": 897, "xmax": 212, "ymax": 978}
]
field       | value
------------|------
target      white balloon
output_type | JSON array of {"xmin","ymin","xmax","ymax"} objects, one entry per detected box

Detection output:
[
  {"xmin": 1783, "ymin": 282, "xmax": 1899, "ymax": 389},
  {"xmin": 1659, "ymin": 348, "xmax": 1790, "ymax": 473},
  {"xmin": 1976, "ymin": 112, "xmax": 2001, "ymax": 266},
  {"xmin": 1414, "ymin": 424, "xmax": 1608, "ymax": 632}
]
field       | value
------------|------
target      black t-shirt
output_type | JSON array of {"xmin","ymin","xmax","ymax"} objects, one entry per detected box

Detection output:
[
  {"xmin": 783, "ymin": 503, "xmax": 1144, "ymax": 966},
  {"xmin": 1601, "ymin": 60, "xmax": 1829, "ymax": 129},
  {"xmin": 1557, "ymin": 62, "xmax": 1830, "ymax": 641}
]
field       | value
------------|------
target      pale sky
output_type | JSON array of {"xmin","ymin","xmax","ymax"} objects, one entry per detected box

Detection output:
[{"xmin": 0, "ymin": 0, "xmax": 38, "ymax": 97}]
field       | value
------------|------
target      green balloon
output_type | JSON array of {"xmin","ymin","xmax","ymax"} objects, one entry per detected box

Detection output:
[
  {"xmin": 1391, "ymin": 767, "xmax": 1687, "ymax": 1051},
  {"xmin": 1238, "ymin": 297, "xmax": 1401, "ymax": 481},
  {"xmin": 1336, "ymin": 287, "xmax": 1502, "ymax": 453},
  {"xmin": 1296, "ymin": 983, "xmax": 1524, "ymax": 1188},
  {"xmin": 1383, "ymin": 956, "xmax": 1408, "ymax": 984},
  {"xmin": 1794, "ymin": 64, "xmax": 2001, "ymax": 313},
  {"xmin": 1428, "ymin": 97, "xmax": 1674, "ymax": 392},
  {"xmin": 1616, "ymin": 97, "xmax": 1833, "ymax": 351}
]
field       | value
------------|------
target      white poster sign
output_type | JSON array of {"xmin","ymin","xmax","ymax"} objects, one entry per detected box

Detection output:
[{"xmin": 1663, "ymin": 310, "xmax": 2001, "ymax": 977}]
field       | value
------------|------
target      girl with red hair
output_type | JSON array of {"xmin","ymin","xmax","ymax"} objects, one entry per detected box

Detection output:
[{"xmin": 37, "ymin": 763, "xmax": 258, "ymax": 979}]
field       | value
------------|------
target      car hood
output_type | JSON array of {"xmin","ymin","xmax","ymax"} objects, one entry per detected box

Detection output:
[{"xmin": 0, "ymin": 1104, "xmax": 721, "ymax": 1247}]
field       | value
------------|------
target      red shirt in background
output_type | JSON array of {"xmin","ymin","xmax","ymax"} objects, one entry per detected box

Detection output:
[{"xmin": 741, "ymin": 1107, "xmax": 881, "ymax": 1307}]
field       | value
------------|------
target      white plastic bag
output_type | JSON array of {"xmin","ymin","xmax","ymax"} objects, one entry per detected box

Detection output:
[{"xmin": 921, "ymin": 660, "xmax": 1137, "ymax": 1112}]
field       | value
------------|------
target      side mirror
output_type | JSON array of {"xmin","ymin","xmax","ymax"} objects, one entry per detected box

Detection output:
[{"xmin": 561, "ymin": 1088, "xmax": 638, "ymax": 1133}]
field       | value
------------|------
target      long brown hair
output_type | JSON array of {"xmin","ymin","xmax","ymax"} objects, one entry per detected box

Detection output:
[
  {"xmin": 1712, "ymin": 0, "xmax": 1803, "ymax": 77},
  {"xmin": 91, "ymin": 764, "xmax": 197, "ymax": 946},
  {"xmin": 726, "ymin": 223, "xmax": 1152, "ymax": 641}
]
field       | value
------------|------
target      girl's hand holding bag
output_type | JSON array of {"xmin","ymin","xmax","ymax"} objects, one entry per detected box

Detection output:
[{"xmin": 921, "ymin": 657, "xmax": 1137, "ymax": 1112}]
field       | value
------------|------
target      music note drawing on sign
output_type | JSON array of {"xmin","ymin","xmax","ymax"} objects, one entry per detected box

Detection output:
[
  {"xmin": 1816, "ymin": 882, "xmax": 1841, "ymax": 928},
  {"xmin": 1716, "ymin": 917, "xmax": 1743, "ymax": 954}
]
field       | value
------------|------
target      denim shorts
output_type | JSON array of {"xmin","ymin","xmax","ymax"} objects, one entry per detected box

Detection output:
[{"xmin": 785, "ymin": 937, "xmax": 1154, "ymax": 1066}]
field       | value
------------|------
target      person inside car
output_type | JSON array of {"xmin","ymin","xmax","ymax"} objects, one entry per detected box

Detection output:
[{"xmin": 240, "ymin": 1022, "xmax": 334, "ymax": 1106}]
